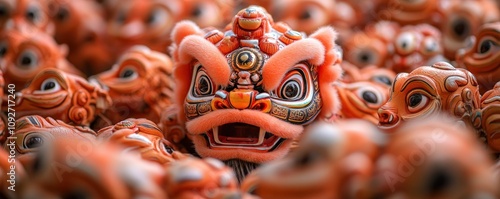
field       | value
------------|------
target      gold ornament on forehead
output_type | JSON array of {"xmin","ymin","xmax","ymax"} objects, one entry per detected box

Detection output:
[{"xmin": 231, "ymin": 48, "xmax": 264, "ymax": 72}]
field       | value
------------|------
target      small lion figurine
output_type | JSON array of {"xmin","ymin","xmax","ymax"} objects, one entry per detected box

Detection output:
[
  {"xmin": 15, "ymin": 69, "xmax": 111, "ymax": 126},
  {"xmin": 456, "ymin": 22, "xmax": 500, "ymax": 94},
  {"xmin": 378, "ymin": 62, "xmax": 481, "ymax": 132},
  {"xmin": 92, "ymin": 45, "xmax": 174, "ymax": 124}
]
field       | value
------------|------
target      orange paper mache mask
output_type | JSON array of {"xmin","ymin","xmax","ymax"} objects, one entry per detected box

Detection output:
[
  {"xmin": 378, "ymin": 62, "xmax": 481, "ymax": 132},
  {"xmin": 456, "ymin": 22, "xmax": 500, "ymax": 94},
  {"xmin": 93, "ymin": 45, "xmax": 174, "ymax": 124},
  {"xmin": 15, "ymin": 69, "xmax": 111, "ymax": 126},
  {"xmin": 98, "ymin": 118, "xmax": 182, "ymax": 165},
  {"xmin": 170, "ymin": 6, "xmax": 341, "ymax": 166}
]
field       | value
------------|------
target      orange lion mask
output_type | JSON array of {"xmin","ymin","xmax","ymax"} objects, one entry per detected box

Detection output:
[{"xmin": 170, "ymin": 6, "xmax": 342, "ymax": 179}]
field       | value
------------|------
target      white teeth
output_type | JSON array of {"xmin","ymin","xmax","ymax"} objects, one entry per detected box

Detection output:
[
  {"xmin": 213, "ymin": 127, "xmax": 266, "ymax": 146},
  {"xmin": 126, "ymin": 133, "xmax": 152, "ymax": 144},
  {"xmin": 388, "ymin": 115, "xmax": 394, "ymax": 123},
  {"xmin": 213, "ymin": 127, "xmax": 222, "ymax": 144}
]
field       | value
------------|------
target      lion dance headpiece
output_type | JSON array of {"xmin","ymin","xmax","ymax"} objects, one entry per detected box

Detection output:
[{"xmin": 170, "ymin": 6, "xmax": 342, "ymax": 180}]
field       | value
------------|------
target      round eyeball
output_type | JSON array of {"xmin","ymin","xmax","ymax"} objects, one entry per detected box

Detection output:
[
  {"xmin": 0, "ymin": 3, "xmax": 9, "ymax": 19},
  {"xmin": 396, "ymin": 32, "xmax": 417, "ymax": 54},
  {"xmin": 191, "ymin": 4, "xmax": 204, "ymax": 18},
  {"xmin": 39, "ymin": 78, "xmax": 61, "ymax": 93},
  {"xmin": 277, "ymin": 72, "xmax": 305, "ymax": 100},
  {"xmin": 449, "ymin": 17, "xmax": 471, "ymax": 40},
  {"xmin": 24, "ymin": 134, "xmax": 44, "ymax": 149},
  {"xmin": 118, "ymin": 67, "xmax": 138, "ymax": 80},
  {"xmin": 407, "ymin": 93, "xmax": 429, "ymax": 112},
  {"xmin": 25, "ymin": 5, "xmax": 42, "ymax": 24},
  {"xmin": 0, "ymin": 41, "xmax": 7, "ymax": 57},
  {"xmin": 17, "ymin": 49, "xmax": 38, "ymax": 69},
  {"xmin": 354, "ymin": 49, "xmax": 379, "ymax": 66},
  {"xmin": 115, "ymin": 10, "xmax": 126, "ymax": 24},
  {"xmin": 281, "ymin": 80, "xmax": 301, "ymax": 99},
  {"xmin": 477, "ymin": 39, "xmax": 496, "ymax": 54},
  {"xmin": 147, "ymin": 7, "xmax": 168, "ymax": 26},
  {"xmin": 196, "ymin": 75, "xmax": 211, "ymax": 96},
  {"xmin": 55, "ymin": 6, "xmax": 70, "ymax": 22},
  {"xmin": 161, "ymin": 141, "xmax": 174, "ymax": 154},
  {"xmin": 422, "ymin": 37, "xmax": 439, "ymax": 54},
  {"xmin": 361, "ymin": 90, "xmax": 379, "ymax": 104},
  {"xmin": 373, "ymin": 75, "xmax": 393, "ymax": 86}
]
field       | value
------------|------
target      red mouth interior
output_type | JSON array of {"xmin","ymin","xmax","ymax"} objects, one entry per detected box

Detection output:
[{"xmin": 205, "ymin": 123, "xmax": 283, "ymax": 150}]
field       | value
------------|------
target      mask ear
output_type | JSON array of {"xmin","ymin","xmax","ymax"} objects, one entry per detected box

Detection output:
[
  {"xmin": 169, "ymin": 21, "xmax": 203, "ymax": 60},
  {"xmin": 309, "ymin": 27, "xmax": 339, "ymax": 67},
  {"xmin": 309, "ymin": 27, "xmax": 343, "ymax": 120}
]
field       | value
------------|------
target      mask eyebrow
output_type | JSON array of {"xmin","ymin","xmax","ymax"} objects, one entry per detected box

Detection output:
[
  {"xmin": 177, "ymin": 35, "xmax": 231, "ymax": 86},
  {"xmin": 400, "ymin": 76, "xmax": 437, "ymax": 94},
  {"xmin": 262, "ymin": 38, "xmax": 325, "ymax": 91}
]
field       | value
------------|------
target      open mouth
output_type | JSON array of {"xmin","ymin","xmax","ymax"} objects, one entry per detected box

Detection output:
[{"xmin": 204, "ymin": 123, "xmax": 284, "ymax": 151}]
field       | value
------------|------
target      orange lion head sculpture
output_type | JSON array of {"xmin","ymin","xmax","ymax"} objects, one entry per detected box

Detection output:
[
  {"xmin": 0, "ymin": 0, "xmax": 54, "ymax": 34},
  {"xmin": 170, "ymin": 6, "xmax": 341, "ymax": 179},
  {"xmin": 92, "ymin": 45, "xmax": 174, "ymax": 124},
  {"xmin": 106, "ymin": 0, "xmax": 179, "ymax": 54},
  {"xmin": 50, "ymin": 0, "xmax": 114, "ymax": 76},
  {"xmin": 343, "ymin": 21, "xmax": 400, "ymax": 68},
  {"xmin": 247, "ymin": 120, "xmax": 385, "ymax": 199},
  {"xmin": 378, "ymin": 62, "xmax": 481, "ymax": 132},
  {"xmin": 456, "ymin": 22, "xmax": 500, "ymax": 94},
  {"xmin": 0, "ymin": 27, "xmax": 83, "ymax": 91},
  {"xmin": 24, "ymin": 140, "xmax": 166, "ymax": 199},
  {"xmin": 389, "ymin": 24, "xmax": 446, "ymax": 73},
  {"xmin": 15, "ymin": 69, "xmax": 112, "ymax": 126},
  {"xmin": 441, "ymin": 0, "xmax": 499, "ymax": 60},
  {"xmin": 372, "ymin": 117, "xmax": 497, "ymax": 198},
  {"xmin": 6, "ymin": 115, "xmax": 96, "ymax": 171},
  {"xmin": 97, "ymin": 118, "xmax": 183, "ymax": 165},
  {"xmin": 163, "ymin": 157, "xmax": 239, "ymax": 199}
]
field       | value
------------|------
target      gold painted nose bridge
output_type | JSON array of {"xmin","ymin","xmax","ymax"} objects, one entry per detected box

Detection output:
[{"xmin": 211, "ymin": 89, "xmax": 272, "ymax": 112}]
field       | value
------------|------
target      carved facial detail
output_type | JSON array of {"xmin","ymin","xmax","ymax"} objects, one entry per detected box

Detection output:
[
  {"xmin": 6, "ymin": 115, "xmax": 96, "ymax": 170},
  {"xmin": 480, "ymin": 82, "xmax": 500, "ymax": 152},
  {"xmin": 164, "ymin": 157, "xmax": 238, "ymax": 199},
  {"xmin": 376, "ymin": 0, "xmax": 441, "ymax": 26},
  {"xmin": 271, "ymin": 0, "xmax": 332, "ymax": 34},
  {"xmin": 390, "ymin": 24, "xmax": 444, "ymax": 73},
  {"xmin": 344, "ymin": 33, "xmax": 387, "ymax": 68},
  {"xmin": 93, "ymin": 46, "xmax": 174, "ymax": 123},
  {"xmin": 98, "ymin": 118, "xmax": 181, "ymax": 165},
  {"xmin": 178, "ymin": 0, "xmax": 234, "ymax": 29},
  {"xmin": 27, "ymin": 140, "xmax": 166, "ymax": 199},
  {"xmin": 336, "ymin": 81, "xmax": 390, "ymax": 124},
  {"xmin": 0, "ymin": 0, "xmax": 53, "ymax": 34},
  {"xmin": 372, "ymin": 118, "xmax": 497, "ymax": 198},
  {"xmin": 442, "ymin": 0, "xmax": 499, "ymax": 60},
  {"xmin": 0, "ymin": 28, "xmax": 82, "ymax": 90},
  {"xmin": 15, "ymin": 69, "xmax": 111, "ymax": 126},
  {"xmin": 50, "ymin": 0, "xmax": 114, "ymax": 76},
  {"xmin": 378, "ymin": 62, "xmax": 481, "ymax": 131},
  {"xmin": 107, "ymin": 0, "xmax": 176, "ymax": 53},
  {"xmin": 252, "ymin": 120, "xmax": 384, "ymax": 199},
  {"xmin": 456, "ymin": 22, "xmax": 500, "ymax": 94},
  {"xmin": 171, "ymin": 6, "xmax": 341, "ymax": 163}
]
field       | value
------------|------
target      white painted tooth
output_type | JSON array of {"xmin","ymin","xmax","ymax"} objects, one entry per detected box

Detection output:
[
  {"xmin": 214, "ymin": 127, "xmax": 225, "ymax": 145},
  {"xmin": 257, "ymin": 128, "xmax": 266, "ymax": 145},
  {"xmin": 126, "ymin": 133, "xmax": 152, "ymax": 144},
  {"xmin": 205, "ymin": 158, "xmax": 225, "ymax": 169}
]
